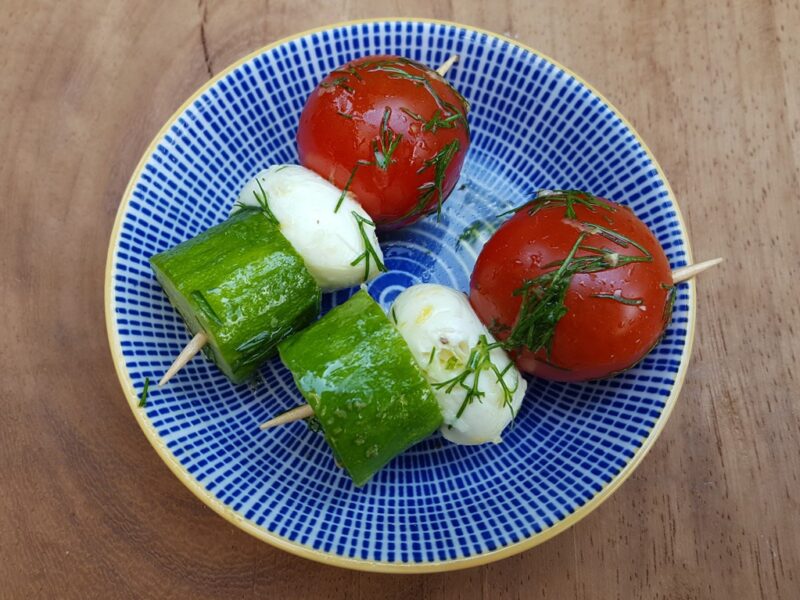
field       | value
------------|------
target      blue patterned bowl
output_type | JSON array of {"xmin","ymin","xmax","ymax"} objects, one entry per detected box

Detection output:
[{"xmin": 105, "ymin": 19, "xmax": 695, "ymax": 572}]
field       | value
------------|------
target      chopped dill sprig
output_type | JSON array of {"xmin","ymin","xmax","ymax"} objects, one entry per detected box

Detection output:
[
  {"xmin": 592, "ymin": 292, "xmax": 643, "ymax": 306},
  {"xmin": 349, "ymin": 211, "xmax": 386, "ymax": 280},
  {"xmin": 320, "ymin": 76, "xmax": 354, "ymax": 93},
  {"xmin": 138, "ymin": 377, "xmax": 150, "ymax": 408},
  {"xmin": 427, "ymin": 347, "xmax": 436, "ymax": 366},
  {"xmin": 373, "ymin": 107, "xmax": 403, "ymax": 170},
  {"xmin": 337, "ymin": 111, "xmax": 354, "ymax": 119},
  {"xmin": 335, "ymin": 159, "xmax": 372, "ymax": 212},
  {"xmin": 431, "ymin": 335, "xmax": 518, "ymax": 420},
  {"xmin": 505, "ymin": 227, "xmax": 653, "ymax": 357},
  {"xmin": 423, "ymin": 109, "xmax": 464, "ymax": 133},
  {"xmin": 500, "ymin": 190, "xmax": 615, "ymax": 219},
  {"xmin": 236, "ymin": 179, "xmax": 279, "ymax": 225},
  {"xmin": 400, "ymin": 107, "xmax": 425, "ymax": 122},
  {"xmin": 661, "ymin": 282, "xmax": 678, "ymax": 323},
  {"xmin": 412, "ymin": 139, "xmax": 460, "ymax": 220}
]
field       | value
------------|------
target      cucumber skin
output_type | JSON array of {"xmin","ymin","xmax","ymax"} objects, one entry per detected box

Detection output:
[
  {"xmin": 278, "ymin": 290, "xmax": 442, "ymax": 487},
  {"xmin": 150, "ymin": 209, "xmax": 321, "ymax": 383}
]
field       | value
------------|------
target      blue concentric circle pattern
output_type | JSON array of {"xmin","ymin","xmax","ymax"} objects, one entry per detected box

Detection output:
[{"xmin": 106, "ymin": 20, "xmax": 693, "ymax": 570}]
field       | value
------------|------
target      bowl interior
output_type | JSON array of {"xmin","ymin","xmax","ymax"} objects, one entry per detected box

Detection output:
[{"xmin": 107, "ymin": 20, "xmax": 693, "ymax": 570}]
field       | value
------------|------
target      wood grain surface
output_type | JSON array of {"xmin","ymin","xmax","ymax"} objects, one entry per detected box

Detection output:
[{"xmin": 2, "ymin": 0, "xmax": 798, "ymax": 598}]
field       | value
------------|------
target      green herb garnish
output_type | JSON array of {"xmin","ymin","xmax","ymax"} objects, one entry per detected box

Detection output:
[
  {"xmin": 350, "ymin": 211, "xmax": 386, "ymax": 280},
  {"xmin": 500, "ymin": 189, "xmax": 615, "ymax": 219},
  {"xmin": 432, "ymin": 335, "xmax": 518, "ymax": 420},
  {"xmin": 335, "ymin": 159, "xmax": 372, "ymax": 212},
  {"xmin": 505, "ymin": 227, "xmax": 653, "ymax": 358},
  {"xmin": 372, "ymin": 107, "xmax": 403, "ymax": 170},
  {"xmin": 423, "ymin": 109, "xmax": 464, "ymax": 133},
  {"xmin": 337, "ymin": 111, "xmax": 354, "ymax": 120},
  {"xmin": 591, "ymin": 292, "xmax": 644, "ymax": 306},
  {"xmin": 411, "ymin": 139, "xmax": 460, "ymax": 220},
  {"xmin": 236, "ymin": 179, "xmax": 279, "ymax": 225},
  {"xmin": 138, "ymin": 377, "xmax": 150, "ymax": 408},
  {"xmin": 320, "ymin": 76, "xmax": 354, "ymax": 93},
  {"xmin": 400, "ymin": 107, "xmax": 425, "ymax": 122}
]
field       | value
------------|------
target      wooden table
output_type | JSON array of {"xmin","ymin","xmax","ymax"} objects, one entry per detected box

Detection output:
[{"xmin": 2, "ymin": 1, "xmax": 798, "ymax": 597}]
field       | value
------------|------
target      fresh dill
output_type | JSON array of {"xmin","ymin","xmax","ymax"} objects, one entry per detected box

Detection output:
[
  {"xmin": 427, "ymin": 347, "xmax": 436, "ymax": 366},
  {"xmin": 504, "ymin": 223, "xmax": 654, "ymax": 358},
  {"xmin": 661, "ymin": 282, "xmax": 678, "ymax": 323},
  {"xmin": 373, "ymin": 107, "xmax": 403, "ymax": 170},
  {"xmin": 431, "ymin": 335, "xmax": 517, "ymax": 420},
  {"xmin": 337, "ymin": 111, "xmax": 354, "ymax": 120},
  {"xmin": 400, "ymin": 107, "xmax": 425, "ymax": 122},
  {"xmin": 235, "ymin": 179, "xmax": 279, "ymax": 225},
  {"xmin": 138, "ymin": 377, "xmax": 150, "ymax": 408},
  {"xmin": 349, "ymin": 211, "xmax": 386, "ymax": 280},
  {"xmin": 412, "ymin": 139, "xmax": 460, "ymax": 220},
  {"xmin": 591, "ymin": 292, "xmax": 644, "ymax": 306},
  {"xmin": 423, "ymin": 109, "xmax": 464, "ymax": 133},
  {"xmin": 335, "ymin": 159, "xmax": 372, "ymax": 212},
  {"xmin": 320, "ymin": 76, "xmax": 354, "ymax": 93},
  {"xmin": 500, "ymin": 189, "xmax": 616, "ymax": 219}
]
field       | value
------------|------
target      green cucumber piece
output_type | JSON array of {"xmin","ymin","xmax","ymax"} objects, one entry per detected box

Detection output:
[
  {"xmin": 278, "ymin": 290, "xmax": 442, "ymax": 486},
  {"xmin": 150, "ymin": 208, "xmax": 321, "ymax": 383}
]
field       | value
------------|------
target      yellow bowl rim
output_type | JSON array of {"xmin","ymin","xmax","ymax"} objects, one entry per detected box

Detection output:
[{"xmin": 104, "ymin": 17, "xmax": 696, "ymax": 574}]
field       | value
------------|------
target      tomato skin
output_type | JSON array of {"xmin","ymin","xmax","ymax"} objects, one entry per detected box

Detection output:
[
  {"xmin": 469, "ymin": 195, "xmax": 673, "ymax": 381},
  {"xmin": 297, "ymin": 55, "xmax": 470, "ymax": 229}
]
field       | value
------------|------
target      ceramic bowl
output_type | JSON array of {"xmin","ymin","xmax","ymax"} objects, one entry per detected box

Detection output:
[{"xmin": 105, "ymin": 19, "xmax": 694, "ymax": 572}]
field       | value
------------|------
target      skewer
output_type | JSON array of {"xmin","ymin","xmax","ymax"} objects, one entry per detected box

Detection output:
[
  {"xmin": 671, "ymin": 257, "xmax": 723, "ymax": 284},
  {"xmin": 157, "ymin": 56, "xmax": 462, "ymax": 386},
  {"xmin": 258, "ymin": 257, "xmax": 723, "ymax": 429},
  {"xmin": 158, "ymin": 331, "xmax": 208, "ymax": 387},
  {"xmin": 436, "ymin": 54, "xmax": 459, "ymax": 76},
  {"xmin": 260, "ymin": 404, "xmax": 314, "ymax": 429}
]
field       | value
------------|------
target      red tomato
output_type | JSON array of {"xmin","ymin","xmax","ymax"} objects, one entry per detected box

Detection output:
[
  {"xmin": 297, "ymin": 55, "xmax": 470, "ymax": 229},
  {"xmin": 470, "ymin": 191, "xmax": 674, "ymax": 381}
]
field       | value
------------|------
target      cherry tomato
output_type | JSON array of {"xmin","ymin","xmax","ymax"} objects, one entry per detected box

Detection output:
[
  {"xmin": 297, "ymin": 55, "xmax": 470, "ymax": 229},
  {"xmin": 469, "ymin": 191, "xmax": 674, "ymax": 381}
]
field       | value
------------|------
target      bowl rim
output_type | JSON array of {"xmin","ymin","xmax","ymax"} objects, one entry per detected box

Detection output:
[{"xmin": 104, "ymin": 17, "xmax": 696, "ymax": 574}]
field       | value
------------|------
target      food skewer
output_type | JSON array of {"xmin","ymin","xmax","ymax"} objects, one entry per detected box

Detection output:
[
  {"xmin": 158, "ymin": 331, "xmax": 208, "ymax": 386},
  {"xmin": 259, "ymin": 257, "xmax": 722, "ymax": 429},
  {"xmin": 436, "ymin": 54, "xmax": 459, "ymax": 76},
  {"xmin": 671, "ymin": 257, "xmax": 723, "ymax": 284},
  {"xmin": 157, "ymin": 54, "xmax": 464, "ymax": 387}
]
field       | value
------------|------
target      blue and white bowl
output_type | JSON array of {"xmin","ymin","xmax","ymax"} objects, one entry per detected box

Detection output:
[{"xmin": 105, "ymin": 19, "xmax": 695, "ymax": 572}]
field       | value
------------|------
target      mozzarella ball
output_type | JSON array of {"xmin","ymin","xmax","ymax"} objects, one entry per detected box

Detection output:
[
  {"xmin": 234, "ymin": 165, "xmax": 384, "ymax": 290},
  {"xmin": 391, "ymin": 284, "xmax": 526, "ymax": 445}
]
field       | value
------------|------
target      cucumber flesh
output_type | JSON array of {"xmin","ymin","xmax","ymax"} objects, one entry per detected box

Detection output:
[
  {"xmin": 279, "ymin": 290, "xmax": 442, "ymax": 486},
  {"xmin": 150, "ymin": 208, "xmax": 321, "ymax": 383}
]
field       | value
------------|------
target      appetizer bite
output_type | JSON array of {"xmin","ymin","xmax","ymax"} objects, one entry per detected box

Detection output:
[
  {"xmin": 151, "ymin": 53, "xmax": 470, "ymax": 385},
  {"xmin": 150, "ymin": 164, "xmax": 383, "ymax": 384},
  {"xmin": 470, "ymin": 190, "xmax": 675, "ymax": 381},
  {"xmin": 391, "ymin": 284, "xmax": 525, "ymax": 445},
  {"xmin": 271, "ymin": 285, "xmax": 525, "ymax": 486},
  {"xmin": 278, "ymin": 290, "xmax": 443, "ymax": 487},
  {"xmin": 297, "ymin": 55, "xmax": 470, "ymax": 229}
]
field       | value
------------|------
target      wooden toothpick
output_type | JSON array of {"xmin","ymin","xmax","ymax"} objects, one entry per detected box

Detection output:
[
  {"xmin": 258, "ymin": 258, "xmax": 723, "ymax": 429},
  {"xmin": 158, "ymin": 331, "xmax": 208, "ymax": 387},
  {"xmin": 260, "ymin": 404, "xmax": 315, "ymax": 429},
  {"xmin": 436, "ymin": 54, "xmax": 459, "ymax": 77},
  {"xmin": 671, "ymin": 257, "xmax": 723, "ymax": 284}
]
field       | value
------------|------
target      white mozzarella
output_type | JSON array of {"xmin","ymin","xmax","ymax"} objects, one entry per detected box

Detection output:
[
  {"xmin": 234, "ymin": 165, "xmax": 383, "ymax": 290},
  {"xmin": 390, "ymin": 284, "xmax": 526, "ymax": 445}
]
